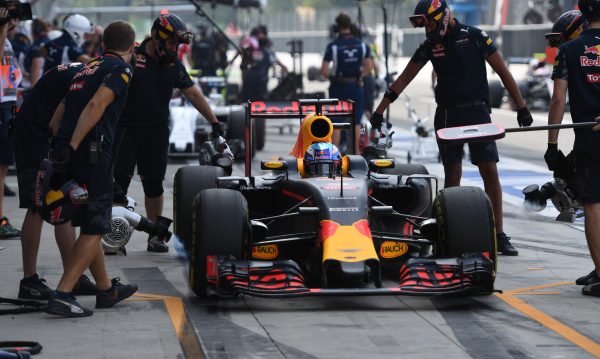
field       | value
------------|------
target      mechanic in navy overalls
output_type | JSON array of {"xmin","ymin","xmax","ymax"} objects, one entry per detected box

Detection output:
[
  {"xmin": 39, "ymin": 14, "xmax": 92, "ymax": 73},
  {"xmin": 545, "ymin": 0, "xmax": 600, "ymax": 296},
  {"xmin": 370, "ymin": 0, "xmax": 534, "ymax": 256},
  {"xmin": 321, "ymin": 12, "xmax": 373, "ymax": 155}
]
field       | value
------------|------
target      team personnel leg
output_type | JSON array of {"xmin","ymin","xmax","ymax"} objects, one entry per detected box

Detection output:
[{"xmin": 582, "ymin": 202, "xmax": 600, "ymax": 296}]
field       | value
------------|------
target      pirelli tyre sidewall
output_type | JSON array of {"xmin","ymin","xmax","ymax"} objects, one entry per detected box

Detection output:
[
  {"xmin": 433, "ymin": 186, "xmax": 497, "ymax": 273},
  {"xmin": 488, "ymin": 80, "xmax": 504, "ymax": 109},
  {"xmin": 173, "ymin": 165, "xmax": 225, "ymax": 253},
  {"xmin": 191, "ymin": 188, "xmax": 249, "ymax": 298}
]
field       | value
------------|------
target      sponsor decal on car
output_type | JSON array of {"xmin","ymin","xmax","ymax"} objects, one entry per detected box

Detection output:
[
  {"xmin": 373, "ymin": 159, "xmax": 393, "ymax": 167},
  {"xmin": 252, "ymin": 244, "xmax": 279, "ymax": 259},
  {"xmin": 263, "ymin": 161, "xmax": 284, "ymax": 169},
  {"xmin": 379, "ymin": 241, "xmax": 408, "ymax": 258}
]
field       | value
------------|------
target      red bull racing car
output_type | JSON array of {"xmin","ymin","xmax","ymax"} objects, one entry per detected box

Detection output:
[{"xmin": 173, "ymin": 99, "xmax": 497, "ymax": 298}]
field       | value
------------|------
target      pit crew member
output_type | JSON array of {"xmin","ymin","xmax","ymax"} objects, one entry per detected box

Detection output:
[
  {"xmin": 370, "ymin": 0, "xmax": 532, "ymax": 256},
  {"xmin": 112, "ymin": 13, "xmax": 222, "ymax": 253},
  {"xmin": 545, "ymin": 0, "xmax": 600, "ymax": 296},
  {"xmin": 321, "ymin": 12, "xmax": 373, "ymax": 155},
  {"xmin": 46, "ymin": 21, "xmax": 138, "ymax": 317},
  {"xmin": 38, "ymin": 13, "xmax": 92, "ymax": 73}
]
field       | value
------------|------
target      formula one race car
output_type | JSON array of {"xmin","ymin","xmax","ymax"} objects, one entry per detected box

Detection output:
[
  {"xmin": 173, "ymin": 99, "xmax": 496, "ymax": 299},
  {"xmin": 168, "ymin": 75, "xmax": 246, "ymax": 159}
]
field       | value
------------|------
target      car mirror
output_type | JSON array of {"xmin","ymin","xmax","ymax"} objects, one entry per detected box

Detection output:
[
  {"xmin": 261, "ymin": 160, "xmax": 288, "ymax": 171},
  {"xmin": 368, "ymin": 159, "xmax": 395, "ymax": 171}
]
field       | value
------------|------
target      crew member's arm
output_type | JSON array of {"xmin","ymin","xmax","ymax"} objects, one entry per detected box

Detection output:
[
  {"xmin": 49, "ymin": 99, "xmax": 66, "ymax": 135},
  {"xmin": 69, "ymin": 86, "xmax": 116, "ymax": 150},
  {"xmin": 0, "ymin": 8, "xmax": 11, "ymax": 54},
  {"xmin": 76, "ymin": 54, "xmax": 92, "ymax": 64},
  {"xmin": 547, "ymin": 78, "xmax": 567, "ymax": 143},
  {"xmin": 487, "ymin": 52, "xmax": 526, "ymax": 109},
  {"xmin": 362, "ymin": 56, "xmax": 374, "ymax": 78},
  {"xmin": 30, "ymin": 56, "xmax": 44, "ymax": 86},
  {"xmin": 182, "ymin": 85, "xmax": 218, "ymax": 124},
  {"xmin": 321, "ymin": 42, "xmax": 333, "ymax": 79},
  {"xmin": 374, "ymin": 60, "xmax": 424, "ymax": 115}
]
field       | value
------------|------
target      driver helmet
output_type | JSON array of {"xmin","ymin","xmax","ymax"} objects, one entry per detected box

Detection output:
[
  {"xmin": 34, "ymin": 159, "xmax": 88, "ymax": 225},
  {"xmin": 151, "ymin": 13, "xmax": 193, "ymax": 64},
  {"xmin": 410, "ymin": 0, "xmax": 450, "ymax": 43},
  {"xmin": 63, "ymin": 14, "xmax": 93, "ymax": 47},
  {"xmin": 545, "ymin": 10, "xmax": 588, "ymax": 48},
  {"xmin": 303, "ymin": 142, "xmax": 342, "ymax": 177}
]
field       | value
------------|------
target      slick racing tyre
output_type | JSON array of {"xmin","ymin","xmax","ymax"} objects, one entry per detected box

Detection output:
[
  {"xmin": 433, "ymin": 186, "xmax": 496, "ymax": 272},
  {"xmin": 488, "ymin": 80, "xmax": 504, "ymax": 109},
  {"xmin": 173, "ymin": 165, "xmax": 225, "ymax": 253},
  {"xmin": 255, "ymin": 117, "xmax": 266, "ymax": 150},
  {"xmin": 190, "ymin": 189, "xmax": 249, "ymax": 298},
  {"xmin": 510, "ymin": 80, "xmax": 529, "ymax": 111},
  {"xmin": 382, "ymin": 163, "xmax": 429, "ymax": 176},
  {"xmin": 228, "ymin": 109, "xmax": 255, "ymax": 160}
]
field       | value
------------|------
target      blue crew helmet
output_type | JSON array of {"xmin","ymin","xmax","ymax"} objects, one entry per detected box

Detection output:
[{"xmin": 303, "ymin": 142, "xmax": 342, "ymax": 177}]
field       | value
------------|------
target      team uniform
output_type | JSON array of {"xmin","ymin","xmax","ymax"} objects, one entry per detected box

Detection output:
[
  {"xmin": 113, "ymin": 39, "xmax": 194, "ymax": 196},
  {"xmin": 324, "ymin": 34, "xmax": 371, "ymax": 124},
  {"xmin": 241, "ymin": 46, "xmax": 275, "ymax": 101},
  {"xmin": 41, "ymin": 32, "xmax": 85, "ymax": 73},
  {"xmin": 14, "ymin": 63, "xmax": 83, "ymax": 209},
  {"xmin": 54, "ymin": 54, "xmax": 132, "ymax": 234},
  {"xmin": 552, "ymin": 28, "xmax": 600, "ymax": 203},
  {"xmin": 411, "ymin": 20, "xmax": 498, "ymax": 165}
]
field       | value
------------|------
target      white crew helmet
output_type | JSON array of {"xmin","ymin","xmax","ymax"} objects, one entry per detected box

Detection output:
[{"xmin": 63, "ymin": 14, "xmax": 93, "ymax": 46}]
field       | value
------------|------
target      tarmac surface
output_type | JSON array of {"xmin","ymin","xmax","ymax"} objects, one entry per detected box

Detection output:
[{"xmin": 1, "ymin": 63, "xmax": 600, "ymax": 358}]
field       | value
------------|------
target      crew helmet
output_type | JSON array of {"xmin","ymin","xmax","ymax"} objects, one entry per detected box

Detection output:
[
  {"xmin": 303, "ymin": 142, "xmax": 342, "ymax": 177},
  {"xmin": 151, "ymin": 13, "xmax": 193, "ymax": 64},
  {"xmin": 410, "ymin": 0, "xmax": 450, "ymax": 43},
  {"xmin": 545, "ymin": 10, "xmax": 589, "ymax": 48},
  {"xmin": 63, "ymin": 14, "xmax": 93, "ymax": 47},
  {"xmin": 578, "ymin": 0, "xmax": 600, "ymax": 21},
  {"xmin": 34, "ymin": 159, "xmax": 88, "ymax": 225}
]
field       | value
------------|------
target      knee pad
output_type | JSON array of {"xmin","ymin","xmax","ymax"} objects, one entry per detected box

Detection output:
[{"xmin": 142, "ymin": 178, "xmax": 163, "ymax": 198}]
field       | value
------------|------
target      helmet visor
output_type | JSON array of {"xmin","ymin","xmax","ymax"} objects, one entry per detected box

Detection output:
[
  {"xmin": 409, "ymin": 15, "xmax": 429, "ymax": 28},
  {"xmin": 306, "ymin": 161, "xmax": 340, "ymax": 177},
  {"xmin": 545, "ymin": 32, "xmax": 565, "ymax": 48}
]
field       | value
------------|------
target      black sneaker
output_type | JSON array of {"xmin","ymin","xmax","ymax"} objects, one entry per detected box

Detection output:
[
  {"xmin": 73, "ymin": 274, "xmax": 99, "ymax": 295},
  {"xmin": 95, "ymin": 278, "xmax": 138, "ymax": 309},
  {"xmin": 147, "ymin": 235, "xmax": 169, "ymax": 253},
  {"xmin": 45, "ymin": 292, "xmax": 93, "ymax": 317},
  {"xmin": 18, "ymin": 273, "xmax": 53, "ymax": 300},
  {"xmin": 582, "ymin": 277, "xmax": 600, "ymax": 297},
  {"xmin": 576, "ymin": 269, "xmax": 597, "ymax": 286},
  {"xmin": 497, "ymin": 232, "xmax": 519, "ymax": 256}
]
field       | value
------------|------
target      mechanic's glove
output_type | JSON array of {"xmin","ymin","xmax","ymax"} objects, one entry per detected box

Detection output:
[
  {"xmin": 544, "ymin": 143, "xmax": 560, "ymax": 172},
  {"xmin": 370, "ymin": 112, "xmax": 384, "ymax": 131},
  {"xmin": 594, "ymin": 115, "xmax": 600, "ymax": 132},
  {"xmin": 517, "ymin": 107, "xmax": 533, "ymax": 127},
  {"xmin": 52, "ymin": 145, "xmax": 75, "ymax": 173},
  {"xmin": 211, "ymin": 121, "xmax": 225, "ymax": 138}
]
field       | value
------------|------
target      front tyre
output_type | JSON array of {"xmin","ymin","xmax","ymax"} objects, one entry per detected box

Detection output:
[{"xmin": 190, "ymin": 189, "xmax": 249, "ymax": 298}]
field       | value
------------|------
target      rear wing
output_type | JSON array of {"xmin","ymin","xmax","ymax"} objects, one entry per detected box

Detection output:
[{"xmin": 244, "ymin": 98, "xmax": 355, "ymax": 176}]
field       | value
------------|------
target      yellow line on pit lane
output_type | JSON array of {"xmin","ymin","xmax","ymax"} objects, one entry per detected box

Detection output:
[
  {"xmin": 495, "ymin": 282, "xmax": 600, "ymax": 358},
  {"xmin": 127, "ymin": 293, "xmax": 204, "ymax": 358}
]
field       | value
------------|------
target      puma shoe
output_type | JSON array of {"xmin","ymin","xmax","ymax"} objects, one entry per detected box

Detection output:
[
  {"xmin": 18, "ymin": 273, "xmax": 53, "ymax": 300},
  {"xmin": 95, "ymin": 277, "xmax": 138, "ymax": 309},
  {"xmin": 45, "ymin": 291, "xmax": 93, "ymax": 317},
  {"xmin": 147, "ymin": 235, "xmax": 169, "ymax": 253}
]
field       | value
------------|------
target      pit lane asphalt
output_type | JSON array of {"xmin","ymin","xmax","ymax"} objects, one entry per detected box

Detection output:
[{"xmin": 1, "ymin": 70, "xmax": 599, "ymax": 358}]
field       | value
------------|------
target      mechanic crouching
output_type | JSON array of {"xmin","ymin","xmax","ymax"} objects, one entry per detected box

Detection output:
[
  {"xmin": 370, "ymin": 0, "xmax": 533, "ymax": 256},
  {"xmin": 545, "ymin": 0, "xmax": 600, "ymax": 297},
  {"xmin": 45, "ymin": 21, "xmax": 139, "ymax": 317},
  {"xmin": 113, "ymin": 13, "xmax": 223, "ymax": 253}
]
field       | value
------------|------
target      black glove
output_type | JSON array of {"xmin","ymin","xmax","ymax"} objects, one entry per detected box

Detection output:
[
  {"xmin": 370, "ymin": 112, "xmax": 384, "ymax": 131},
  {"xmin": 211, "ymin": 122, "xmax": 225, "ymax": 137},
  {"xmin": 544, "ymin": 143, "xmax": 560, "ymax": 171},
  {"xmin": 517, "ymin": 107, "xmax": 533, "ymax": 127},
  {"xmin": 52, "ymin": 145, "xmax": 75, "ymax": 173}
]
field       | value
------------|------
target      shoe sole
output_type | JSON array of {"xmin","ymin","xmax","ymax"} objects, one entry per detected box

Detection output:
[
  {"xmin": 44, "ymin": 304, "xmax": 93, "ymax": 317},
  {"xmin": 147, "ymin": 246, "xmax": 169, "ymax": 253}
]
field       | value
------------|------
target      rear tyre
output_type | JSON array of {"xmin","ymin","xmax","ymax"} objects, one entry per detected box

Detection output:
[
  {"xmin": 173, "ymin": 166, "xmax": 225, "ymax": 252},
  {"xmin": 488, "ymin": 80, "xmax": 503, "ymax": 108},
  {"xmin": 433, "ymin": 186, "xmax": 497, "ymax": 272},
  {"xmin": 382, "ymin": 163, "xmax": 429, "ymax": 176},
  {"xmin": 510, "ymin": 80, "xmax": 529, "ymax": 111},
  {"xmin": 255, "ymin": 118, "xmax": 266, "ymax": 150},
  {"xmin": 190, "ymin": 189, "xmax": 249, "ymax": 297}
]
